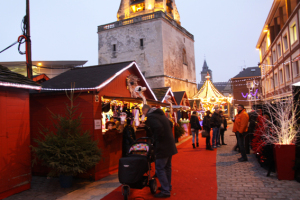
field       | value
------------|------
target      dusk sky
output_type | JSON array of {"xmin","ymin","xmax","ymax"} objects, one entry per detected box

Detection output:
[{"xmin": 0, "ymin": 0, "xmax": 273, "ymax": 82}]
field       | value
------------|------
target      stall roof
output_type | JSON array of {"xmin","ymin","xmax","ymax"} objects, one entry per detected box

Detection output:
[
  {"xmin": 40, "ymin": 61, "xmax": 133, "ymax": 89},
  {"xmin": 0, "ymin": 65, "xmax": 41, "ymax": 90},
  {"xmin": 152, "ymin": 87, "xmax": 170, "ymax": 102},
  {"xmin": 35, "ymin": 61, "xmax": 157, "ymax": 100},
  {"xmin": 173, "ymin": 91, "xmax": 185, "ymax": 105}
]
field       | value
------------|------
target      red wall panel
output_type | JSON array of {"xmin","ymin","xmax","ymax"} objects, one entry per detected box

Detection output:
[
  {"xmin": 30, "ymin": 93, "xmax": 94, "ymax": 175},
  {"xmin": 0, "ymin": 87, "xmax": 31, "ymax": 199}
]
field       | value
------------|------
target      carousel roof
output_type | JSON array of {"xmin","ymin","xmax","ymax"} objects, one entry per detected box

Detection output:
[{"xmin": 192, "ymin": 73, "xmax": 226, "ymax": 101}]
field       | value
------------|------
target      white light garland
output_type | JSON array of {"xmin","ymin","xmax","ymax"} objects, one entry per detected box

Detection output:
[{"xmin": 0, "ymin": 81, "xmax": 41, "ymax": 90}]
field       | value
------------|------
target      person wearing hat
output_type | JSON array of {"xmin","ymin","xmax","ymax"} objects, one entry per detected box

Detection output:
[
  {"xmin": 233, "ymin": 104, "xmax": 249, "ymax": 162},
  {"xmin": 203, "ymin": 110, "xmax": 213, "ymax": 150}
]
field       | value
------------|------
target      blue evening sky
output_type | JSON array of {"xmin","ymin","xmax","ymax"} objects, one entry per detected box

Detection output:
[{"xmin": 0, "ymin": 0, "xmax": 273, "ymax": 82}]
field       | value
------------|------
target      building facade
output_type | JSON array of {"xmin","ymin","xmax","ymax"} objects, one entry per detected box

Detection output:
[
  {"xmin": 98, "ymin": 0, "xmax": 197, "ymax": 97},
  {"xmin": 256, "ymin": 0, "xmax": 300, "ymax": 101},
  {"xmin": 231, "ymin": 67, "xmax": 262, "ymax": 112}
]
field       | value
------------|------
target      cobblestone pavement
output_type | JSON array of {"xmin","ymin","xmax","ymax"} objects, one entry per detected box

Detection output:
[{"xmin": 217, "ymin": 123, "xmax": 300, "ymax": 200}]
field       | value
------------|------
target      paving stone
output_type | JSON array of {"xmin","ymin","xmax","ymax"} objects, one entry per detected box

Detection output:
[{"xmin": 217, "ymin": 124, "xmax": 300, "ymax": 200}]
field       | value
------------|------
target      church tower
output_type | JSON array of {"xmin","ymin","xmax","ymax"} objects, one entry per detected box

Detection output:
[
  {"xmin": 98, "ymin": 0, "xmax": 197, "ymax": 97},
  {"xmin": 201, "ymin": 60, "xmax": 213, "ymax": 82}
]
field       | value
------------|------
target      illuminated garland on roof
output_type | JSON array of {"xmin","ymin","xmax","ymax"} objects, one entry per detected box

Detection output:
[{"xmin": 0, "ymin": 81, "xmax": 41, "ymax": 90}]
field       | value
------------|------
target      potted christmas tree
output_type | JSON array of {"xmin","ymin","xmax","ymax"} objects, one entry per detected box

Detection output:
[
  {"xmin": 174, "ymin": 121, "xmax": 185, "ymax": 143},
  {"xmin": 260, "ymin": 98, "xmax": 299, "ymax": 180},
  {"xmin": 32, "ymin": 89, "xmax": 102, "ymax": 188}
]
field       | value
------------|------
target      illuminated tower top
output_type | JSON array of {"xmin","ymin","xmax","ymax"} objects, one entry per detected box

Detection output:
[{"xmin": 117, "ymin": 0, "xmax": 181, "ymax": 24}]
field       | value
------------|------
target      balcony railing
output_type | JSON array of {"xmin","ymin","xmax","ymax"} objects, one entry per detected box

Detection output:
[{"xmin": 98, "ymin": 11, "xmax": 194, "ymax": 40}]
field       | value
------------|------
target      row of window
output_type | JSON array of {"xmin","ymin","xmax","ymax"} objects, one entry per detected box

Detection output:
[
  {"xmin": 265, "ymin": 61, "xmax": 300, "ymax": 91},
  {"xmin": 262, "ymin": 22, "xmax": 298, "ymax": 62},
  {"xmin": 112, "ymin": 39, "xmax": 144, "ymax": 52},
  {"xmin": 111, "ymin": 39, "xmax": 188, "ymax": 65}
]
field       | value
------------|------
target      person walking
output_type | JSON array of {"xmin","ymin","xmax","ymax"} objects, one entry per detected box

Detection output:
[
  {"xmin": 142, "ymin": 105, "xmax": 178, "ymax": 198},
  {"xmin": 190, "ymin": 111, "xmax": 202, "ymax": 148},
  {"xmin": 219, "ymin": 111, "xmax": 227, "ymax": 145},
  {"xmin": 210, "ymin": 109, "xmax": 221, "ymax": 148},
  {"xmin": 203, "ymin": 110, "xmax": 213, "ymax": 150},
  {"xmin": 233, "ymin": 104, "xmax": 249, "ymax": 162}
]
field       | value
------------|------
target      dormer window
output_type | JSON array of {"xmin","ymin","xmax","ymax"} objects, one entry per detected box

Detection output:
[{"xmin": 130, "ymin": 0, "xmax": 145, "ymax": 13}]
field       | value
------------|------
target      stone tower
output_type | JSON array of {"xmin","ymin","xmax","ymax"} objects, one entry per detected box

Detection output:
[
  {"xmin": 98, "ymin": 0, "xmax": 197, "ymax": 97},
  {"xmin": 201, "ymin": 60, "xmax": 213, "ymax": 82}
]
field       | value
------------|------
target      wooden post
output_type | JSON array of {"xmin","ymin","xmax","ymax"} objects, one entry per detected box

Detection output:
[{"xmin": 26, "ymin": 0, "xmax": 33, "ymax": 79}]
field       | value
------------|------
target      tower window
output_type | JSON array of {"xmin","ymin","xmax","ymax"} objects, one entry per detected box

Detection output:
[
  {"xmin": 183, "ymin": 49, "xmax": 187, "ymax": 65},
  {"xmin": 140, "ymin": 39, "xmax": 144, "ymax": 47},
  {"xmin": 113, "ymin": 44, "xmax": 116, "ymax": 52},
  {"xmin": 130, "ymin": 0, "xmax": 145, "ymax": 13}
]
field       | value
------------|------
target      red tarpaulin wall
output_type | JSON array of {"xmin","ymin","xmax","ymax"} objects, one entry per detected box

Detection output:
[{"xmin": 0, "ymin": 87, "xmax": 31, "ymax": 199}]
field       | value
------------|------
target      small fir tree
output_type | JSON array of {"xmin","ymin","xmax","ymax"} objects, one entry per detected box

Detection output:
[
  {"xmin": 174, "ymin": 121, "xmax": 185, "ymax": 139},
  {"xmin": 32, "ymin": 88, "xmax": 102, "ymax": 177}
]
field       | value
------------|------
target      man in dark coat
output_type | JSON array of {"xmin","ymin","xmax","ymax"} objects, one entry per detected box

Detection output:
[
  {"xmin": 142, "ymin": 105, "xmax": 178, "ymax": 198},
  {"xmin": 210, "ymin": 109, "xmax": 222, "ymax": 148},
  {"xmin": 218, "ymin": 111, "xmax": 228, "ymax": 145},
  {"xmin": 203, "ymin": 110, "xmax": 213, "ymax": 150},
  {"xmin": 190, "ymin": 111, "xmax": 202, "ymax": 148}
]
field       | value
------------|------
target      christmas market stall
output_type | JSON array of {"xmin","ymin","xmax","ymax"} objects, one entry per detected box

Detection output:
[
  {"xmin": 173, "ymin": 91, "xmax": 191, "ymax": 139},
  {"xmin": 30, "ymin": 61, "xmax": 166, "ymax": 181},
  {"xmin": 0, "ymin": 65, "xmax": 41, "ymax": 199}
]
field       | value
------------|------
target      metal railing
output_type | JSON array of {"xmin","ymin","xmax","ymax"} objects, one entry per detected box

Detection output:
[{"xmin": 98, "ymin": 11, "xmax": 194, "ymax": 40}]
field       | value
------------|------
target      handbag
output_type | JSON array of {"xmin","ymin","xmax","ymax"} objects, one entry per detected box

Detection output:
[
  {"xmin": 220, "ymin": 123, "xmax": 224, "ymax": 129},
  {"xmin": 201, "ymin": 130, "xmax": 209, "ymax": 138}
]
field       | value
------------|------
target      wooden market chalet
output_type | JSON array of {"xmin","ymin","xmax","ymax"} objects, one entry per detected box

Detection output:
[{"xmin": 0, "ymin": 61, "xmax": 202, "ymax": 198}]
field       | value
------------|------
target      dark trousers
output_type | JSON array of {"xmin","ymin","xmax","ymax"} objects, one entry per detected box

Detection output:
[
  {"xmin": 219, "ymin": 129, "xmax": 225, "ymax": 144},
  {"xmin": 156, "ymin": 156, "xmax": 172, "ymax": 195},
  {"xmin": 205, "ymin": 129, "xmax": 211, "ymax": 149},
  {"xmin": 234, "ymin": 133, "xmax": 239, "ymax": 151},
  {"xmin": 237, "ymin": 132, "xmax": 247, "ymax": 159},
  {"xmin": 244, "ymin": 133, "xmax": 250, "ymax": 154}
]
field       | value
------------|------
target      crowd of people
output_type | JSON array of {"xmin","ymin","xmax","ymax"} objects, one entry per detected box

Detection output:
[
  {"xmin": 121, "ymin": 103, "xmax": 254, "ymax": 198},
  {"xmin": 190, "ymin": 104, "xmax": 252, "ymax": 162},
  {"xmin": 190, "ymin": 108, "xmax": 228, "ymax": 151}
]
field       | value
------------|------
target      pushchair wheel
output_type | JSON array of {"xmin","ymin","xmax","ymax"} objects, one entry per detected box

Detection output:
[
  {"xmin": 122, "ymin": 185, "xmax": 130, "ymax": 200},
  {"xmin": 149, "ymin": 178, "xmax": 157, "ymax": 194}
]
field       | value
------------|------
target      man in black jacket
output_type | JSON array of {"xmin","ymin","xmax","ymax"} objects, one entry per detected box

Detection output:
[
  {"xmin": 190, "ymin": 111, "xmax": 202, "ymax": 148},
  {"xmin": 210, "ymin": 109, "xmax": 221, "ymax": 148},
  {"xmin": 203, "ymin": 110, "xmax": 213, "ymax": 150},
  {"xmin": 219, "ymin": 111, "xmax": 227, "ymax": 145},
  {"xmin": 142, "ymin": 105, "xmax": 178, "ymax": 198}
]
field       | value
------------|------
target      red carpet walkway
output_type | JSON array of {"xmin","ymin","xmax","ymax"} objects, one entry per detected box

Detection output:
[{"xmin": 101, "ymin": 136, "xmax": 217, "ymax": 200}]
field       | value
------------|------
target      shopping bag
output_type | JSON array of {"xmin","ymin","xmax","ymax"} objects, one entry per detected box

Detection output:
[{"xmin": 201, "ymin": 130, "xmax": 209, "ymax": 138}]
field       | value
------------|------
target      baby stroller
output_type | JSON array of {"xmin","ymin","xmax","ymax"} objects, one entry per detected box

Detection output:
[{"xmin": 118, "ymin": 137, "xmax": 157, "ymax": 200}]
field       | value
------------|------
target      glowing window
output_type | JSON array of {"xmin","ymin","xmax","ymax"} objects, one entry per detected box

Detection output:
[
  {"xmin": 290, "ymin": 23, "xmax": 298, "ymax": 44},
  {"xmin": 131, "ymin": 3, "xmax": 145, "ymax": 13}
]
